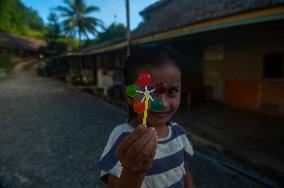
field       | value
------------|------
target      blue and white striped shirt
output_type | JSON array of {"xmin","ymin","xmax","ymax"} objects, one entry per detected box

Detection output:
[{"xmin": 98, "ymin": 122, "xmax": 194, "ymax": 188}]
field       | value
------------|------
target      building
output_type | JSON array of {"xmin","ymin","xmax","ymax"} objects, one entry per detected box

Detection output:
[
  {"xmin": 64, "ymin": 0, "xmax": 284, "ymax": 115},
  {"xmin": 0, "ymin": 32, "xmax": 46, "ymax": 55}
]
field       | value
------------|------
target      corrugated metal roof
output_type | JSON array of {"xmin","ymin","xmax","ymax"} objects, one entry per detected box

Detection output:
[
  {"xmin": 68, "ymin": 0, "xmax": 284, "ymax": 56},
  {"xmin": 133, "ymin": 0, "xmax": 284, "ymax": 38}
]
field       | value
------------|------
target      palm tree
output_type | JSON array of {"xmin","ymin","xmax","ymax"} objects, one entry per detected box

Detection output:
[
  {"xmin": 56, "ymin": 0, "xmax": 104, "ymax": 46},
  {"xmin": 46, "ymin": 13, "xmax": 61, "ymax": 42}
]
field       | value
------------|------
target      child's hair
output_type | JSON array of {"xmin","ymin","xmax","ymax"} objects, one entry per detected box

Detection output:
[{"xmin": 123, "ymin": 43, "xmax": 181, "ymax": 121}]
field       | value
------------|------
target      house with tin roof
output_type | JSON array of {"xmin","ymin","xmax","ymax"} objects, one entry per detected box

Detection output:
[{"xmin": 63, "ymin": 0, "xmax": 284, "ymax": 115}]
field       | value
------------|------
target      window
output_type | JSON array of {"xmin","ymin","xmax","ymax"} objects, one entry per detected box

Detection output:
[{"xmin": 263, "ymin": 53, "xmax": 283, "ymax": 79}]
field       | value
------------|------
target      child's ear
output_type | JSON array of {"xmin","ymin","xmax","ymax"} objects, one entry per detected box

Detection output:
[{"xmin": 123, "ymin": 85, "xmax": 134, "ymax": 105}]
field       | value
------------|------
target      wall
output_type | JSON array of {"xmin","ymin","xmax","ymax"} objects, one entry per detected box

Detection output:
[
  {"xmin": 261, "ymin": 81, "xmax": 284, "ymax": 114},
  {"xmin": 202, "ymin": 24, "xmax": 284, "ymax": 114},
  {"xmin": 202, "ymin": 43, "xmax": 225, "ymax": 101},
  {"xmin": 97, "ymin": 69, "xmax": 113, "ymax": 95},
  {"xmin": 170, "ymin": 41, "xmax": 203, "ymax": 105}
]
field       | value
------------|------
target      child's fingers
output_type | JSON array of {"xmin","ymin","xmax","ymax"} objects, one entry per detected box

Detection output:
[
  {"xmin": 132, "ymin": 124, "xmax": 148, "ymax": 138},
  {"xmin": 151, "ymin": 138, "xmax": 158, "ymax": 158},
  {"xmin": 133, "ymin": 139, "xmax": 157, "ymax": 172},
  {"xmin": 123, "ymin": 130, "xmax": 153, "ymax": 161},
  {"xmin": 115, "ymin": 125, "xmax": 147, "ymax": 159},
  {"xmin": 116, "ymin": 134, "xmax": 143, "ymax": 159},
  {"xmin": 139, "ymin": 138, "xmax": 158, "ymax": 171},
  {"xmin": 141, "ymin": 158, "xmax": 154, "ymax": 172},
  {"xmin": 118, "ymin": 127, "xmax": 158, "ymax": 173},
  {"xmin": 135, "ymin": 135, "xmax": 157, "ymax": 161},
  {"xmin": 130, "ymin": 157, "xmax": 154, "ymax": 173}
]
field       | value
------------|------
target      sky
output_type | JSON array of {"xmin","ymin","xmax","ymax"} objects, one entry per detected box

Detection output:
[{"xmin": 21, "ymin": 0, "xmax": 159, "ymax": 30}]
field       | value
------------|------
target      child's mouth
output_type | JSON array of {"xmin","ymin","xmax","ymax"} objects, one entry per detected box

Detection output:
[{"xmin": 151, "ymin": 111, "xmax": 171, "ymax": 119}]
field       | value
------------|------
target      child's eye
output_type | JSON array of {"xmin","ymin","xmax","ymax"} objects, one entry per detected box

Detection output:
[{"xmin": 168, "ymin": 87, "xmax": 179, "ymax": 96}]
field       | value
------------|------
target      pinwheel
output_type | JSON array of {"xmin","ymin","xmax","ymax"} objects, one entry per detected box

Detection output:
[{"xmin": 126, "ymin": 73, "xmax": 167, "ymax": 126}]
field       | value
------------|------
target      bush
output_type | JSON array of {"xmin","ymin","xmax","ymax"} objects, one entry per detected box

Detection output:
[{"xmin": 0, "ymin": 53, "xmax": 14, "ymax": 72}]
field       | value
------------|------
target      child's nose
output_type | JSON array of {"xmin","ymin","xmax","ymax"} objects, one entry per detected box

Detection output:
[{"xmin": 160, "ymin": 95, "xmax": 170, "ymax": 109}]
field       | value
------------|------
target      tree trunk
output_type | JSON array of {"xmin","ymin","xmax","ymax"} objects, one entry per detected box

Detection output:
[
  {"xmin": 125, "ymin": 0, "xmax": 131, "ymax": 56},
  {"xmin": 78, "ymin": 30, "xmax": 82, "ymax": 48}
]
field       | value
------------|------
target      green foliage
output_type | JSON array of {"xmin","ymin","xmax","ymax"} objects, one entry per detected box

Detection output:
[
  {"xmin": 0, "ymin": 0, "xmax": 45, "ymax": 38},
  {"xmin": 56, "ymin": 0, "xmax": 104, "ymax": 45},
  {"xmin": 0, "ymin": 53, "xmax": 14, "ymax": 72},
  {"xmin": 58, "ymin": 37, "xmax": 80, "ymax": 47},
  {"xmin": 25, "ymin": 7, "xmax": 45, "ymax": 31},
  {"xmin": 45, "ymin": 13, "xmax": 61, "ymax": 42},
  {"xmin": 25, "ymin": 29, "xmax": 45, "ymax": 39},
  {"xmin": 40, "ymin": 13, "xmax": 66, "ymax": 56},
  {"xmin": 95, "ymin": 23, "xmax": 126, "ymax": 44},
  {"xmin": 40, "ymin": 11, "xmax": 82, "ymax": 59}
]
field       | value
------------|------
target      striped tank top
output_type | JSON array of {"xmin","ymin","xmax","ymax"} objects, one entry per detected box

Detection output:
[{"xmin": 98, "ymin": 122, "xmax": 194, "ymax": 188}]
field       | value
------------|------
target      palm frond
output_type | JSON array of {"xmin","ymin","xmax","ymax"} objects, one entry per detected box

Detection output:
[
  {"xmin": 56, "ymin": 5, "xmax": 74, "ymax": 17},
  {"xmin": 85, "ymin": 6, "xmax": 99, "ymax": 14},
  {"xmin": 56, "ymin": 0, "xmax": 104, "ymax": 42}
]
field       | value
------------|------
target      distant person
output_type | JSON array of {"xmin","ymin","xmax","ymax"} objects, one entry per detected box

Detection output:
[
  {"xmin": 37, "ymin": 62, "xmax": 48, "ymax": 76},
  {"xmin": 99, "ymin": 44, "xmax": 195, "ymax": 188}
]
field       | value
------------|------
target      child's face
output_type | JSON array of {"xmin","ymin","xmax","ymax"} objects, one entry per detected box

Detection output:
[{"xmin": 131, "ymin": 60, "xmax": 181, "ymax": 127}]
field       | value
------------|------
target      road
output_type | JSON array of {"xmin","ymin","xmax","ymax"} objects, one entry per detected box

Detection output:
[{"xmin": 0, "ymin": 66, "xmax": 268, "ymax": 188}]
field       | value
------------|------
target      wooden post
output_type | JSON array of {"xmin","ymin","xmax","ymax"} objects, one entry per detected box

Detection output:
[{"xmin": 125, "ymin": 0, "xmax": 131, "ymax": 57}]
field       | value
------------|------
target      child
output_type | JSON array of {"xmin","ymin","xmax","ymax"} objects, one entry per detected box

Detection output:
[{"xmin": 98, "ymin": 44, "xmax": 195, "ymax": 188}]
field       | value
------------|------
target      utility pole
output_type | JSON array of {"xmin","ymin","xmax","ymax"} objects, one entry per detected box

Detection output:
[{"xmin": 125, "ymin": 0, "xmax": 131, "ymax": 56}]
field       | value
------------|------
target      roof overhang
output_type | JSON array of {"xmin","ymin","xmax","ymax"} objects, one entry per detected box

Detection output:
[{"xmin": 68, "ymin": 6, "xmax": 284, "ymax": 56}]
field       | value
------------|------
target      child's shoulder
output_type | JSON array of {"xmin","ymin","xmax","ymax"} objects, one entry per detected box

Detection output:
[
  {"xmin": 102, "ymin": 123, "xmax": 133, "ymax": 152},
  {"xmin": 169, "ymin": 121, "xmax": 194, "ymax": 156},
  {"xmin": 109, "ymin": 123, "xmax": 134, "ymax": 139},
  {"xmin": 113, "ymin": 122, "xmax": 134, "ymax": 133},
  {"xmin": 168, "ymin": 121, "xmax": 187, "ymax": 135}
]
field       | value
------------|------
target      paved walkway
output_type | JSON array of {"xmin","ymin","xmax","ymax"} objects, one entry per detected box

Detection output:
[
  {"xmin": 175, "ymin": 102, "xmax": 284, "ymax": 186},
  {"xmin": 0, "ymin": 67, "xmax": 274, "ymax": 187}
]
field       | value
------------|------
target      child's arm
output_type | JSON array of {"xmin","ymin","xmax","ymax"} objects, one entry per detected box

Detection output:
[
  {"xmin": 108, "ymin": 125, "xmax": 158, "ymax": 188},
  {"xmin": 184, "ymin": 161, "xmax": 195, "ymax": 188}
]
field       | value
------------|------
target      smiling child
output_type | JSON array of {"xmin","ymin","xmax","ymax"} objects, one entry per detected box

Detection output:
[{"xmin": 99, "ymin": 44, "xmax": 195, "ymax": 188}]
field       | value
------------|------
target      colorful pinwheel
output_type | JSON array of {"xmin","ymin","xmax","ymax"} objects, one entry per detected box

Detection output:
[{"xmin": 126, "ymin": 73, "xmax": 167, "ymax": 125}]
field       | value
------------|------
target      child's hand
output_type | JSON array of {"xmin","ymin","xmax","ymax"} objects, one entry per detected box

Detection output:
[{"xmin": 115, "ymin": 124, "xmax": 158, "ymax": 174}]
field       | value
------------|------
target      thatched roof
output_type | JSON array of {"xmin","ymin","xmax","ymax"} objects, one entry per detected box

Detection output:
[
  {"xmin": 0, "ymin": 33, "xmax": 46, "ymax": 52},
  {"xmin": 132, "ymin": 0, "xmax": 284, "ymax": 38}
]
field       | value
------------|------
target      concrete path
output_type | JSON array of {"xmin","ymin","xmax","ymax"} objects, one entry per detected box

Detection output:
[{"xmin": 0, "ymin": 67, "xmax": 270, "ymax": 188}]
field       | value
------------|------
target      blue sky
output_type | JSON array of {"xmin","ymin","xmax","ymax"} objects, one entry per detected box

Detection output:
[{"xmin": 21, "ymin": 0, "xmax": 159, "ymax": 30}]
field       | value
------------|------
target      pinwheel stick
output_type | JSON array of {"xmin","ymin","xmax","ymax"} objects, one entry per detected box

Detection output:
[{"xmin": 143, "ymin": 94, "xmax": 150, "ymax": 126}]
